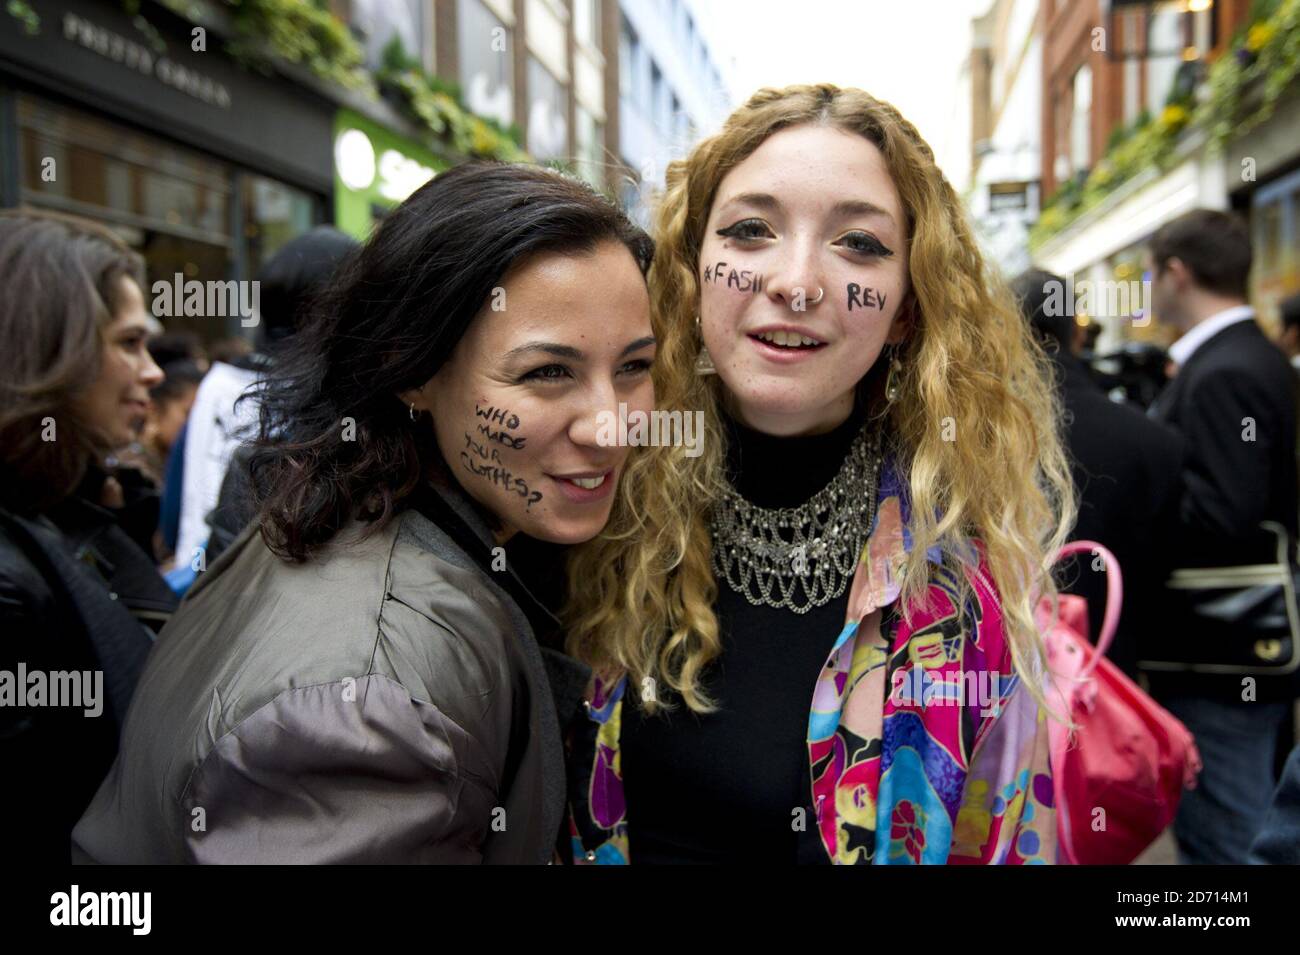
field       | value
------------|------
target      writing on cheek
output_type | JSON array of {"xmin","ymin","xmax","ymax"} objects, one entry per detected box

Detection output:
[
  {"xmin": 475, "ymin": 404, "xmax": 521, "ymax": 431},
  {"xmin": 702, "ymin": 261, "xmax": 763, "ymax": 294},
  {"xmin": 462, "ymin": 403, "xmax": 543, "ymax": 509},
  {"xmin": 846, "ymin": 283, "xmax": 888, "ymax": 312}
]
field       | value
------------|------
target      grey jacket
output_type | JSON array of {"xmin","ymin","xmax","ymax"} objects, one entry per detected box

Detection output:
[{"xmin": 71, "ymin": 479, "xmax": 590, "ymax": 864}]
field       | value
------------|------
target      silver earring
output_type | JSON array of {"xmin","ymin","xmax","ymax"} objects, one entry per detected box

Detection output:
[
  {"xmin": 409, "ymin": 402, "xmax": 418, "ymax": 421},
  {"xmin": 694, "ymin": 315, "xmax": 716, "ymax": 376}
]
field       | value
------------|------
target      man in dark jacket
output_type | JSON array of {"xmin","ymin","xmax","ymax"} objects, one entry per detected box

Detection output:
[
  {"xmin": 1011, "ymin": 269, "xmax": 1185, "ymax": 680},
  {"xmin": 1144, "ymin": 208, "xmax": 1299, "ymax": 864}
]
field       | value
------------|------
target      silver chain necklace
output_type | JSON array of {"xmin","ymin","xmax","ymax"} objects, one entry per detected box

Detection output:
[{"xmin": 711, "ymin": 423, "xmax": 884, "ymax": 614}]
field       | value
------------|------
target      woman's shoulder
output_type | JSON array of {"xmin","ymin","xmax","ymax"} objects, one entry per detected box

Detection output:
[
  {"xmin": 0, "ymin": 515, "xmax": 58, "ymax": 613},
  {"xmin": 138, "ymin": 510, "xmax": 515, "ymax": 768}
]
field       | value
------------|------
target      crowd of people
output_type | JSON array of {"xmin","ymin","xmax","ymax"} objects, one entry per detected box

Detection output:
[{"xmin": 2, "ymin": 83, "xmax": 1298, "ymax": 865}]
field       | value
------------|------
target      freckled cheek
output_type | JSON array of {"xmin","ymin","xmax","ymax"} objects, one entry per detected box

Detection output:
[{"xmin": 700, "ymin": 283, "xmax": 752, "ymax": 349}]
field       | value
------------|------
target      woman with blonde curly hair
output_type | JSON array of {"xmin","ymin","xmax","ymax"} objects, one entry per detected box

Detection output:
[{"xmin": 564, "ymin": 84, "xmax": 1075, "ymax": 864}]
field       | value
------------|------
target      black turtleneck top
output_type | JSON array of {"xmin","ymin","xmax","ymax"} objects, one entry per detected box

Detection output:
[{"xmin": 620, "ymin": 399, "xmax": 872, "ymax": 864}]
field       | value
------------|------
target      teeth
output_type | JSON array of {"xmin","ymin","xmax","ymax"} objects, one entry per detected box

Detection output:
[
  {"xmin": 569, "ymin": 475, "xmax": 606, "ymax": 489},
  {"xmin": 756, "ymin": 330, "xmax": 821, "ymax": 347}
]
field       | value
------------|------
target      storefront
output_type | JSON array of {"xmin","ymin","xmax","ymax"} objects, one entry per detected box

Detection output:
[
  {"xmin": 1246, "ymin": 165, "xmax": 1300, "ymax": 329},
  {"xmin": 332, "ymin": 107, "xmax": 444, "ymax": 240},
  {"xmin": 0, "ymin": 0, "xmax": 335, "ymax": 342}
]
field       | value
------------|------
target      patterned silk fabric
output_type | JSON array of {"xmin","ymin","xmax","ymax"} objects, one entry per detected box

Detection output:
[{"xmin": 569, "ymin": 455, "xmax": 1057, "ymax": 864}]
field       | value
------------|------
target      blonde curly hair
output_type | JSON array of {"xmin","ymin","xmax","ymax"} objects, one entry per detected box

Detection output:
[{"xmin": 565, "ymin": 84, "xmax": 1075, "ymax": 716}]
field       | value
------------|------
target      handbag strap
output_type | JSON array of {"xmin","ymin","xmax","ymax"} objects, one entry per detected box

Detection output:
[{"xmin": 1053, "ymin": 540, "xmax": 1123, "ymax": 678}]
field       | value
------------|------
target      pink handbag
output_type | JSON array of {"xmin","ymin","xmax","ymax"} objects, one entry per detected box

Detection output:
[{"xmin": 1037, "ymin": 541, "xmax": 1202, "ymax": 865}]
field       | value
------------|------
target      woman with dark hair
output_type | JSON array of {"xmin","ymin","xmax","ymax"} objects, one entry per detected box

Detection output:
[
  {"xmin": 0, "ymin": 209, "xmax": 177, "ymax": 863},
  {"xmin": 73, "ymin": 162, "xmax": 656, "ymax": 864}
]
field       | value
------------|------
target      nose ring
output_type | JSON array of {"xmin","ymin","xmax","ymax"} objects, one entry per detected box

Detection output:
[{"xmin": 806, "ymin": 286, "xmax": 825, "ymax": 305}]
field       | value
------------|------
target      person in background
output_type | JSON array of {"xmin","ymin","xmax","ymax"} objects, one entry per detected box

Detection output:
[
  {"xmin": 133, "ymin": 360, "xmax": 203, "ymax": 488},
  {"xmin": 172, "ymin": 227, "xmax": 357, "ymax": 572},
  {"xmin": 0, "ymin": 210, "xmax": 178, "ymax": 863},
  {"xmin": 205, "ymin": 337, "xmax": 254, "ymax": 367},
  {"xmin": 147, "ymin": 331, "xmax": 208, "ymax": 373},
  {"xmin": 1273, "ymin": 292, "xmax": 1300, "ymax": 372},
  {"xmin": 202, "ymin": 227, "xmax": 360, "ymax": 564},
  {"xmin": 1145, "ymin": 207, "xmax": 1299, "ymax": 864},
  {"xmin": 1011, "ymin": 268, "xmax": 1185, "ymax": 679},
  {"xmin": 1250, "ymin": 741, "xmax": 1300, "ymax": 863}
]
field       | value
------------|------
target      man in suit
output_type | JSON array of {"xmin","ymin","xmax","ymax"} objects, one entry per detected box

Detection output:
[
  {"xmin": 1012, "ymin": 269, "xmax": 1185, "ymax": 681},
  {"xmin": 1145, "ymin": 208, "xmax": 1298, "ymax": 864}
]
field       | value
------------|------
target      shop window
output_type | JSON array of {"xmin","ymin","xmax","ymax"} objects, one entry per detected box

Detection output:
[
  {"xmin": 243, "ymin": 176, "xmax": 319, "ymax": 277},
  {"xmin": 1146, "ymin": 7, "xmax": 1183, "ymax": 112},
  {"xmin": 459, "ymin": 0, "xmax": 515, "ymax": 128},
  {"xmin": 1070, "ymin": 64, "xmax": 1092, "ymax": 175},
  {"xmin": 527, "ymin": 55, "xmax": 568, "ymax": 160},
  {"xmin": 574, "ymin": 0, "xmax": 600, "ymax": 50},
  {"xmin": 351, "ymin": 0, "xmax": 427, "ymax": 69},
  {"xmin": 16, "ymin": 94, "xmax": 322, "ymax": 342},
  {"xmin": 619, "ymin": 21, "xmax": 635, "ymax": 101}
]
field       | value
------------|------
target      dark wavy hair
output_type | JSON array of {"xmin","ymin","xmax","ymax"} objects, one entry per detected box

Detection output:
[{"xmin": 247, "ymin": 161, "xmax": 653, "ymax": 562}]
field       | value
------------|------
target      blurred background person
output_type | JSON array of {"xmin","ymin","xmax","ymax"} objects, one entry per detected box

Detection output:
[
  {"xmin": 1012, "ymin": 268, "xmax": 1184, "ymax": 679},
  {"xmin": 129, "ymin": 360, "xmax": 203, "ymax": 490},
  {"xmin": 1144, "ymin": 208, "xmax": 1299, "ymax": 865},
  {"xmin": 171, "ymin": 226, "xmax": 357, "ymax": 575},
  {"xmin": 1273, "ymin": 292, "xmax": 1300, "ymax": 373},
  {"xmin": 0, "ymin": 209, "xmax": 178, "ymax": 863},
  {"xmin": 1250, "ymin": 741, "xmax": 1300, "ymax": 864},
  {"xmin": 147, "ymin": 332, "xmax": 208, "ymax": 374}
]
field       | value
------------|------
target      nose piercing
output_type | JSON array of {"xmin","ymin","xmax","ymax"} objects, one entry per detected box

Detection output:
[{"xmin": 807, "ymin": 287, "xmax": 825, "ymax": 305}]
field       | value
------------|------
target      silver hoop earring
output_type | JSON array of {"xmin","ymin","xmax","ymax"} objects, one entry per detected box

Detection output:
[
  {"xmin": 807, "ymin": 286, "xmax": 825, "ymax": 305},
  {"xmin": 694, "ymin": 315, "xmax": 716, "ymax": 376},
  {"xmin": 409, "ymin": 402, "xmax": 418, "ymax": 422}
]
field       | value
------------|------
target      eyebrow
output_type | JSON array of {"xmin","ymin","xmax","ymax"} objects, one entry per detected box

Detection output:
[
  {"xmin": 503, "ymin": 336, "xmax": 657, "ymax": 362},
  {"xmin": 719, "ymin": 192, "xmax": 896, "ymax": 226}
]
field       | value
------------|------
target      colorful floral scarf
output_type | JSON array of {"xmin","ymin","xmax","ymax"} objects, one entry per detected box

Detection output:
[{"xmin": 569, "ymin": 455, "xmax": 1056, "ymax": 864}]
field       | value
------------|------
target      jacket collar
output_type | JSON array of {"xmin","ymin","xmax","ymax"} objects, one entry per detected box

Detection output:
[
  {"xmin": 410, "ymin": 472, "xmax": 563, "ymax": 635},
  {"xmin": 1166, "ymin": 304, "xmax": 1255, "ymax": 368}
]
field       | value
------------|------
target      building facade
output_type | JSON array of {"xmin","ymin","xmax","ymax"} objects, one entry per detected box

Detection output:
[
  {"xmin": 0, "ymin": 0, "xmax": 339, "ymax": 342},
  {"xmin": 1030, "ymin": 0, "xmax": 1299, "ymax": 352},
  {"xmin": 967, "ymin": 0, "xmax": 1045, "ymax": 278},
  {"xmin": 614, "ymin": 0, "xmax": 732, "ymax": 223}
]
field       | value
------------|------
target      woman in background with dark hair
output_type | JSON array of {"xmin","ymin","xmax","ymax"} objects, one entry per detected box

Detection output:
[
  {"xmin": 172, "ymin": 225, "xmax": 359, "ymax": 571},
  {"xmin": 0, "ymin": 210, "xmax": 176, "ymax": 864},
  {"xmin": 73, "ymin": 162, "xmax": 656, "ymax": 864}
]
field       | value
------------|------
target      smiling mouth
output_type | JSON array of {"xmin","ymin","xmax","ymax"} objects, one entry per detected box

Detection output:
[
  {"xmin": 750, "ymin": 330, "xmax": 826, "ymax": 350},
  {"xmin": 551, "ymin": 470, "xmax": 612, "ymax": 490}
]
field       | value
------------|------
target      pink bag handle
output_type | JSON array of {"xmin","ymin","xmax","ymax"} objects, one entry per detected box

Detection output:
[{"xmin": 1051, "ymin": 540, "xmax": 1123, "ymax": 677}]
